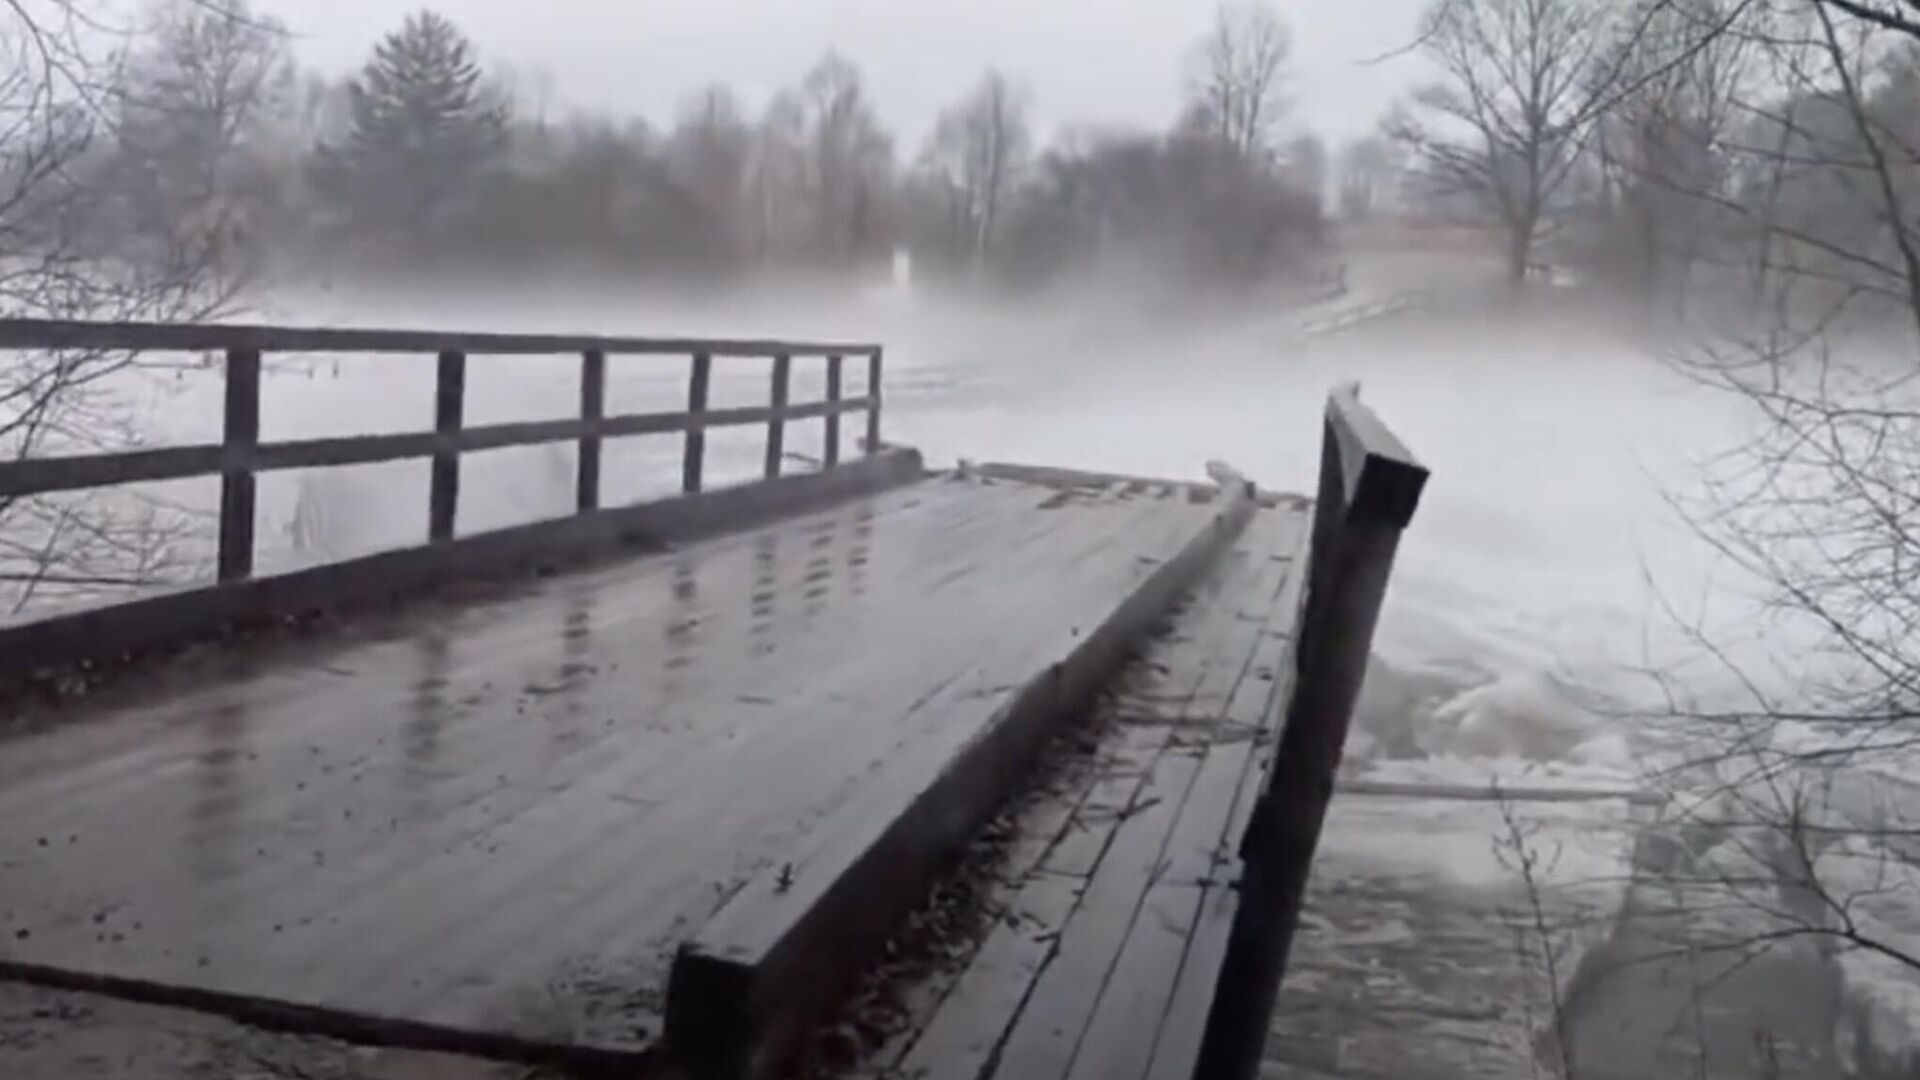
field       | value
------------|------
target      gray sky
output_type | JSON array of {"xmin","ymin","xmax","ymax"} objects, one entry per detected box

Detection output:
[{"xmin": 255, "ymin": 0, "xmax": 1433, "ymax": 147}]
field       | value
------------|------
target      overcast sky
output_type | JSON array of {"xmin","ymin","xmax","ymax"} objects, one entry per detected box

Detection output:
[{"xmin": 252, "ymin": 0, "xmax": 1434, "ymax": 148}]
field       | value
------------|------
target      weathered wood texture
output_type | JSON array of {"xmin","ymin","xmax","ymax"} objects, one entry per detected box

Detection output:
[
  {"xmin": 1196, "ymin": 384, "xmax": 1428, "ymax": 1080},
  {"xmin": 217, "ymin": 349, "xmax": 261, "ymax": 583},
  {"xmin": 0, "ymin": 320, "xmax": 884, "ymax": 677},
  {"xmin": 0, "ymin": 318, "xmax": 880, "ymax": 358},
  {"xmin": 865, "ymin": 351, "xmax": 883, "ymax": 453},
  {"xmin": 823, "ymin": 356, "xmax": 843, "ymax": 468},
  {"xmin": 0, "ymin": 475, "xmax": 1222, "ymax": 1072},
  {"xmin": 0, "ymin": 403, "xmax": 875, "ymax": 502},
  {"xmin": 664, "ymin": 478, "xmax": 1256, "ymax": 1080},
  {"xmin": 848, "ymin": 388, "xmax": 1427, "ymax": 1080},
  {"xmin": 0, "ymin": 450, "xmax": 922, "ymax": 682},
  {"xmin": 865, "ymin": 503, "xmax": 1311, "ymax": 1080},
  {"xmin": 428, "ymin": 350, "xmax": 466, "ymax": 543},
  {"xmin": 684, "ymin": 352, "xmax": 713, "ymax": 495},
  {"xmin": 576, "ymin": 350, "xmax": 606, "ymax": 513},
  {"xmin": 973, "ymin": 462, "xmax": 1296, "ymax": 510},
  {"xmin": 764, "ymin": 354, "xmax": 791, "ymax": 481}
]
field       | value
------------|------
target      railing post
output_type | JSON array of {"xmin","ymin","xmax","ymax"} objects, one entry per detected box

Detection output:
[
  {"xmin": 684, "ymin": 352, "xmax": 711, "ymax": 496},
  {"xmin": 577, "ymin": 349, "xmax": 606, "ymax": 513},
  {"xmin": 824, "ymin": 354, "xmax": 843, "ymax": 469},
  {"xmin": 764, "ymin": 353, "xmax": 791, "ymax": 480},
  {"xmin": 429, "ymin": 350, "xmax": 466, "ymax": 542},
  {"xmin": 1197, "ymin": 386, "xmax": 1427, "ymax": 1080},
  {"xmin": 865, "ymin": 348, "xmax": 883, "ymax": 455},
  {"xmin": 217, "ymin": 347, "xmax": 261, "ymax": 583}
]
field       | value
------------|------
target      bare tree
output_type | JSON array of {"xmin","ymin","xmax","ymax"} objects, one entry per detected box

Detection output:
[
  {"xmin": 1281, "ymin": 132, "xmax": 1327, "ymax": 207},
  {"xmin": 666, "ymin": 84, "xmax": 753, "ymax": 265},
  {"xmin": 921, "ymin": 69, "xmax": 1031, "ymax": 272},
  {"xmin": 1393, "ymin": 0, "xmax": 1742, "ymax": 286},
  {"xmin": 1, "ymin": 1, "xmax": 250, "ymax": 616},
  {"xmin": 1593, "ymin": 0, "xmax": 1759, "ymax": 307},
  {"xmin": 1557, "ymin": 3, "xmax": 1920, "ymax": 1070},
  {"xmin": 794, "ymin": 52, "xmax": 893, "ymax": 267},
  {"xmin": 1188, "ymin": 2, "xmax": 1291, "ymax": 162},
  {"xmin": 746, "ymin": 89, "xmax": 807, "ymax": 266},
  {"xmin": 1338, "ymin": 135, "xmax": 1401, "ymax": 219},
  {"xmin": 115, "ymin": 0, "xmax": 292, "ymax": 280}
]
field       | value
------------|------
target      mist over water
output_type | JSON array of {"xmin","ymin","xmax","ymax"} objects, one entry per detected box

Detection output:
[{"xmin": 207, "ymin": 275, "xmax": 1766, "ymax": 729}]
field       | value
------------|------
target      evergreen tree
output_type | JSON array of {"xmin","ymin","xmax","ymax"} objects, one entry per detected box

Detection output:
[{"xmin": 313, "ymin": 10, "xmax": 505, "ymax": 242}]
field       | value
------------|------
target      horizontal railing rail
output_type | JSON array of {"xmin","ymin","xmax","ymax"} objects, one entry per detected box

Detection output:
[
  {"xmin": 0, "ymin": 318, "xmax": 879, "ymax": 358},
  {"xmin": 0, "ymin": 319, "xmax": 886, "ymax": 588}
]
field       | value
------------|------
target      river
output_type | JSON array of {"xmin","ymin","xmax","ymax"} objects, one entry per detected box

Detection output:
[{"xmin": 79, "ymin": 275, "xmax": 1920, "ymax": 1075}]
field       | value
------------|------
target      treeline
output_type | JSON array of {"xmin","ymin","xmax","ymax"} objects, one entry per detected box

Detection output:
[
  {"xmin": 89, "ymin": 1, "xmax": 1329, "ymax": 295},
  {"xmin": 1383, "ymin": 0, "xmax": 1920, "ymax": 312}
]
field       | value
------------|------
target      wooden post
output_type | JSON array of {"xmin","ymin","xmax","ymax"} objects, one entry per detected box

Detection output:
[
  {"xmin": 1196, "ymin": 386, "xmax": 1427, "ymax": 1080},
  {"xmin": 764, "ymin": 353, "xmax": 791, "ymax": 480},
  {"xmin": 823, "ymin": 355, "xmax": 843, "ymax": 469},
  {"xmin": 684, "ymin": 352, "xmax": 711, "ymax": 495},
  {"xmin": 865, "ymin": 349, "xmax": 883, "ymax": 455},
  {"xmin": 216, "ymin": 348, "xmax": 261, "ymax": 583},
  {"xmin": 577, "ymin": 349, "xmax": 606, "ymax": 513},
  {"xmin": 429, "ymin": 350, "xmax": 466, "ymax": 542}
]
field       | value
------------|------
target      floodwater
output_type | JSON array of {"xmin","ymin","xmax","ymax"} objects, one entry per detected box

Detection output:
[
  {"xmin": 72, "ymin": 276, "xmax": 1920, "ymax": 1072},
  {"xmin": 234, "ymin": 274, "xmax": 1758, "ymax": 704}
]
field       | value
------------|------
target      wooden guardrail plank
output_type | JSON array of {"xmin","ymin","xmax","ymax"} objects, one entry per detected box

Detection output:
[
  {"xmin": 0, "ymin": 446, "xmax": 226, "ymax": 499},
  {"xmin": 865, "ymin": 350, "xmax": 884, "ymax": 453},
  {"xmin": 0, "ymin": 448, "xmax": 927, "ymax": 683},
  {"xmin": 824, "ymin": 356, "xmax": 843, "ymax": 468},
  {"xmin": 663, "ymin": 481, "xmax": 1258, "ymax": 1080},
  {"xmin": 0, "ymin": 319, "xmax": 888, "ymax": 649},
  {"xmin": 0, "ymin": 400, "xmax": 876, "ymax": 499},
  {"xmin": 764, "ymin": 354, "xmax": 791, "ymax": 481},
  {"xmin": 1195, "ymin": 384, "xmax": 1428, "ymax": 1080},
  {"xmin": 217, "ymin": 348, "xmax": 261, "ymax": 583},
  {"xmin": 685, "ymin": 352, "xmax": 712, "ymax": 495},
  {"xmin": 0, "ymin": 318, "xmax": 881, "ymax": 359},
  {"xmin": 578, "ymin": 350, "xmax": 606, "ymax": 513},
  {"xmin": 428, "ymin": 350, "xmax": 466, "ymax": 543}
]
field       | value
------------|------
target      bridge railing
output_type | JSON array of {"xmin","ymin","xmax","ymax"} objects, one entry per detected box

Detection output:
[{"xmin": 0, "ymin": 320, "xmax": 885, "ymax": 586}]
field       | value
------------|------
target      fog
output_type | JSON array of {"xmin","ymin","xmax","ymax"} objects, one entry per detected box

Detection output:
[
  {"xmin": 15, "ymin": 0, "xmax": 1920, "ymax": 1070},
  {"xmin": 185, "ymin": 272, "xmax": 1762, "ymax": 719},
  {"xmin": 250, "ymin": 0, "xmax": 1433, "ymax": 144}
]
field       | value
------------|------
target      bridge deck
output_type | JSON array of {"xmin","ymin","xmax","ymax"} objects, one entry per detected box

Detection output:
[
  {"xmin": 848, "ymin": 503, "xmax": 1311, "ymax": 1080},
  {"xmin": 0, "ymin": 473, "xmax": 1224, "ymax": 1063}
]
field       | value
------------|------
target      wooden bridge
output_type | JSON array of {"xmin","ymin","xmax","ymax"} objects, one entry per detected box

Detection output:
[{"xmin": 0, "ymin": 320, "xmax": 1426, "ymax": 1080}]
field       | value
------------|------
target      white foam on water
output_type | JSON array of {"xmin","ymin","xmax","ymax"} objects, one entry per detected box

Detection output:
[{"xmin": 74, "ymin": 280, "xmax": 1920, "ymax": 1059}]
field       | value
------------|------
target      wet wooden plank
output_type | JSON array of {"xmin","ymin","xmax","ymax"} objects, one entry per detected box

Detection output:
[
  {"xmin": 3, "ymin": 482, "xmax": 1005, "ymax": 1022},
  {"xmin": 0, "ymin": 317, "xmax": 882, "ymax": 359},
  {"xmin": 0, "ymin": 448, "xmax": 924, "ymax": 681},
  {"xmin": 1197, "ymin": 390, "xmax": 1428, "ymax": 1080},
  {"xmin": 1141, "ymin": 881, "xmax": 1240, "ymax": 1080},
  {"xmin": 883, "ymin": 519, "xmax": 1269, "ymax": 1079},
  {"xmin": 1148, "ymin": 516, "xmax": 1310, "ymax": 1080},
  {"xmin": 1068, "ymin": 529, "xmax": 1301, "ymax": 1080},
  {"xmin": 0, "ymin": 476, "xmax": 1228, "ymax": 1069},
  {"xmin": 217, "ymin": 348, "xmax": 261, "ymax": 582},
  {"xmin": 988, "ymin": 750, "xmax": 1205, "ymax": 1079},
  {"xmin": 1092, "ymin": 511, "xmax": 1310, "ymax": 1080},
  {"xmin": 2, "ymin": 484, "xmax": 1021, "ymax": 930},
  {"xmin": 576, "ymin": 350, "xmax": 606, "ymax": 513},
  {"xmin": 998, "ymin": 540, "xmax": 1293, "ymax": 1080},
  {"xmin": 664, "ymin": 489, "xmax": 1246, "ymax": 1078},
  {"xmin": 880, "ymin": 505, "xmax": 1310, "ymax": 1080},
  {"xmin": 369, "ymin": 489, "xmax": 1148, "ymax": 1042},
  {"xmin": 0, "ymin": 400, "xmax": 876, "ymax": 501}
]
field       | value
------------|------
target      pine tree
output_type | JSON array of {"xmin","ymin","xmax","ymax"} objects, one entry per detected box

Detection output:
[{"xmin": 314, "ymin": 10, "xmax": 505, "ymax": 240}]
